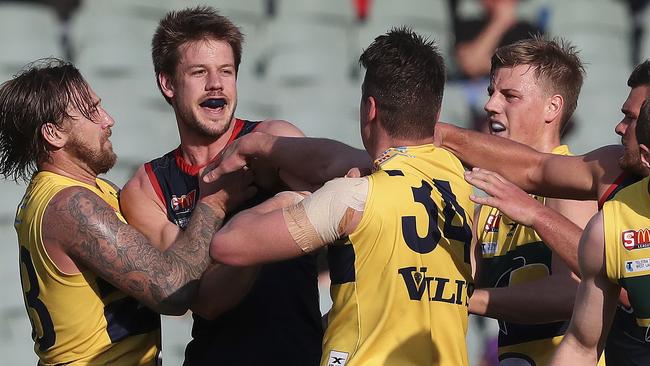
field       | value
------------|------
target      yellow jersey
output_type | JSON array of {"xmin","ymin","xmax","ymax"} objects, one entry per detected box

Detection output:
[
  {"xmin": 604, "ymin": 176, "xmax": 650, "ymax": 332},
  {"xmin": 476, "ymin": 145, "xmax": 571, "ymax": 365},
  {"xmin": 323, "ymin": 145, "xmax": 474, "ymax": 366},
  {"xmin": 15, "ymin": 171, "xmax": 160, "ymax": 365}
]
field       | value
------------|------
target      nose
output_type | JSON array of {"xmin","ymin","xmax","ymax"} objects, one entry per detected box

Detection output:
[
  {"xmin": 615, "ymin": 119, "xmax": 628, "ymax": 137},
  {"xmin": 484, "ymin": 94, "xmax": 499, "ymax": 115},
  {"xmin": 102, "ymin": 108, "xmax": 115, "ymax": 128},
  {"xmin": 205, "ymin": 71, "xmax": 223, "ymax": 91}
]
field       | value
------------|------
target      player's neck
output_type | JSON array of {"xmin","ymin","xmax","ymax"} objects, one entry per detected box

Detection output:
[
  {"xmin": 372, "ymin": 135, "xmax": 435, "ymax": 160},
  {"xmin": 40, "ymin": 155, "xmax": 99, "ymax": 187},
  {"xmin": 530, "ymin": 133, "xmax": 561, "ymax": 154},
  {"xmin": 177, "ymin": 121, "xmax": 237, "ymax": 166}
]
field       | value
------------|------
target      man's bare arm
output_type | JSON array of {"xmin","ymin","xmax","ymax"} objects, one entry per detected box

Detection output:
[
  {"xmin": 549, "ymin": 212, "xmax": 619, "ymax": 365},
  {"xmin": 206, "ymin": 132, "xmax": 371, "ymax": 190},
  {"xmin": 44, "ymin": 187, "xmax": 226, "ymax": 315},
  {"xmin": 466, "ymin": 169, "xmax": 594, "ymax": 275},
  {"xmin": 436, "ymin": 123, "xmax": 623, "ymax": 200},
  {"xmin": 210, "ymin": 192, "xmax": 313, "ymax": 266}
]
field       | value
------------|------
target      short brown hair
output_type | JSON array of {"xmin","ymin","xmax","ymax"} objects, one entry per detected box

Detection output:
[
  {"xmin": 0, "ymin": 58, "xmax": 97, "ymax": 182},
  {"xmin": 152, "ymin": 6, "xmax": 244, "ymax": 104},
  {"xmin": 628, "ymin": 60, "xmax": 650, "ymax": 88},
  {"xmin": 359, "ymin": 27, "xmax": 446, "ymax": 140},
  {"xmin": 490, "ymin": 36, "xmax": 584, "ymax": 131}
]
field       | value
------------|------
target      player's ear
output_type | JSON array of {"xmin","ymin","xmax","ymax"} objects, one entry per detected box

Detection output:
[
  {"xmin": 545, "ymin": 94, "xmax": 563, "ymax": 124},
  {"xmin": 365, "ymin": 95, "xmax": 377, "ymax": 123},
  {"xmin": 158, "ymin": 72, "xmax": 175, "ymax": 100},
  {"xmin": 40, "ymin": 122, "xmax": 68, "ymax": 149},
  {"xmin": 640, "ymin": 144, "xmax": 650, "ymax": 170}
]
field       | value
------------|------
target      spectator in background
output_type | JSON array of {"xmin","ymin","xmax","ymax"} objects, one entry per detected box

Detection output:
[
  {"xmin": 0, "ymin": 0, "xmax": 80, "ymax": 60},
  {"xmin": 624, "ymin": 0, "xmax": 649, "ymax": 66},
  {"xmin": 449, "ymin": 0, "xmax": 543, "ymax": 131}
]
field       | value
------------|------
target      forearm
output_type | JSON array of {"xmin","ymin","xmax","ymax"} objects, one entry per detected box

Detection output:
[
  {"xmin": 152, "ymin": 202, "xmax": 225, "ymax": 314},
  {"xmin": 437, "ymin": 123, "xmax": 542, "ymax": 191},
  {"xmin": 191, "ymin": 263, "xmax": 259, "ymax": 319},
  {"xmin": 530, "ymin": 208, "xmax": 582, "ymax": 276},
  {"xmin": 266, "ymin": 136, "xmax": 371, "ymax": 187},
  {"xmin": 469, "ymin": 276, "xmax": 578, "ymax": 323}
]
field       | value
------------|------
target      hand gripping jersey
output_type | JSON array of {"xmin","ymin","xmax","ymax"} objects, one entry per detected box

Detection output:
[
  {"xmin": 15, "ymin": 171, "xmax": 160, "ymax": 365},
  {"xmin": 144, "ymin": 119, "xmax": 323, "ymax": 366},
  {"xmin": 322, "ymin": 145, "xmax": 474, "ymax": 366},
  {"xmin": 476, "ymin": 145, "xmax": 573, "ymax": 365},
  {"xmin": 603, "ymin": 176, "xmax": 650, "ymax": 364}
]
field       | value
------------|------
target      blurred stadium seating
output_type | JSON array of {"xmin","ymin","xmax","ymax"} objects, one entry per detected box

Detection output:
[{"xmin": 0, "ymin": 0, "xmax": 643, "ymax": 364}]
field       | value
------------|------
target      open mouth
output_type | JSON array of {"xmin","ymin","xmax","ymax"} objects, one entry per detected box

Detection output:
[
  {"xmin": 200, "ymin": 98, "xmax": 226, "ymax": 112},
  {"xmin": 489, "ymin": 121, "xmax": 506, "ymax": 133}
]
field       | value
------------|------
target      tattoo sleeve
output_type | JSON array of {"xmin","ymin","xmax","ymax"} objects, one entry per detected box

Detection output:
[{"xmin": 43, "ymin": 187, "xmax": 223, "ymax": 315}]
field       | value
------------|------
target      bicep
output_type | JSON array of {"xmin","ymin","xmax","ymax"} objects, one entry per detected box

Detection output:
[
  {"xmin": 44, "ymin": 187, "xmax": 170, "ymax": 306},
  {"xmin": 566, "ymin": 212, "xmax": 619, "ymax": 352},
  {"xmin": 121, "ymin": 167, "xmax": 180, "ymax": 250},
  {"xmin": 536, "ymin": 146, "xmax": 622, "ymax": 200}
]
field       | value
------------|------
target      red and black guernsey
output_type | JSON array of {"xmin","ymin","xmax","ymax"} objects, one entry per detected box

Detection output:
[
  {"xmin": 599, "ymin": 171, "xmax": 650, "ymax": 366},
  {"xmin": 144, "ymin": 119, "xmax": 323, "ymax": 366}
]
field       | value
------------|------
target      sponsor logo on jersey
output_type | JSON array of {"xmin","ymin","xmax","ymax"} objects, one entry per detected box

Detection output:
[
  {"xmin": 171, "ymin": 190, "xmax": 196, "ymax": 212},
  {"xmin": 481, "ymin": 242, "xmax": 497, "ymax": 256},
  {"xmin": 398, "ymin": 266, "xmax": 473, "ymax": 305},
  {"xmin": 625, "ymin": 258, "xmax": 650, "ymax": 273},
  {"xmin": 327, "ymin": 350, "xmax": 349, "ymax": 366},
  {"xmin": 484, "ymin": 214, "xmax": 500, "ymax": 233},
  {"xmin": 622, "ymin": 229, "xmax": 650, "ymax": 250}
]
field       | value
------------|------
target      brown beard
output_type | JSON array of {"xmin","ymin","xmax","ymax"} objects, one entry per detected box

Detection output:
[{"xmin": 68, "ymin": 134, "xmax": 117, "ymax": 175}]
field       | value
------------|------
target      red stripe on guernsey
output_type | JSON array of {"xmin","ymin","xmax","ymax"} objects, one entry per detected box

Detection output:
[
  {"xmin": 226, "ymin": 118, "xmax": 245, "ymax": 146},
  {"xmin": 598, "ymin": 172, "xmax": 628, "ymax": 209},
  {"xmin": 174, "ymin": 118, "xmax": 245, "ymax": 176},
  {"xmin": 144, "ymin": 162, "xmax": 167, "ymax": 214}
]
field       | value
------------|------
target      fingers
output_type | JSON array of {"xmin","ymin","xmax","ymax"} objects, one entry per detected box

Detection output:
[
  {"xmin": 464, "ymin": 168, "xmax": 512, "ymax": 195},
  {"xmin": 203, "ymin": 159, "xmax": 249, "ymax": 183},
  {"xmin": 345, "ymin": 167, "xmax": 362, "ymax": 178},
  {"xmin": 469, "ymin": 194, "xmax": 496, "ymax": 207}
]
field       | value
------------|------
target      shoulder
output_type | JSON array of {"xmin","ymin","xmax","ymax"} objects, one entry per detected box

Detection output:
[
  {"xmin": 254, "ymin": 119, "xmax": 305, "ymax": 137},
  {"xmin": 121, "ymin": 164, "xmax": 165, "ymax": 210}
]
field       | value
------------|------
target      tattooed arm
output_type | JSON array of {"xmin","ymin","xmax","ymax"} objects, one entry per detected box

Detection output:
[{"xmin": 42, "ymin": 170, "xmax": 254, "ymax": 315}]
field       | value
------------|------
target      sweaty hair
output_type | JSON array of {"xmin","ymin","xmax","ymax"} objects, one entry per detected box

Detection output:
[
  {"xmin": 359, "ymin": 26, "xmax": 445, "ymax": 140},
  {"xmin": 490, "ymin": 35, "xmax": 584, "ymax": 131},
  {"xmin": 152, "ymin": 6, "xmax": 244, "ymax": 104},
  {"xmin": 628, "ymin": 60, "xmax": 650, "ymax": 88},
  {"xmin": 636, "ymin": 98, "xmax": 650, "ymax": 148},
  {"xmin": 0, "ymin": 58, "xmax": 96, "ymax": 182}
]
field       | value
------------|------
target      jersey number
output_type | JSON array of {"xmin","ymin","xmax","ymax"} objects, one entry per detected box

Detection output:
[
  {"xmin": 20, "ymin": 246, "xmax": 56, "ymax": 351},
  {"xmin": 401, "ymin": 178, "xmax": 471, "ymax": 263}
]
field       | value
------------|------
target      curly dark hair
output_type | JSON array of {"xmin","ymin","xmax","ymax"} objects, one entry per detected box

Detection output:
[{"xmin": 0, "ymin": 58, "xmax": 96, "ymax": 182}]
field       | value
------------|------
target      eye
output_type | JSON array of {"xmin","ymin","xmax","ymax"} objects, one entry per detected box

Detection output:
[{"xmin": 192, "ymin": 69, "xmax": 207, "ymax": 76}]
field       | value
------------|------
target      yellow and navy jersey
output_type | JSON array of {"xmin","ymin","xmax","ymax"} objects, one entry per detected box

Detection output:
[
  {"xmin": 604, "ymin": 176, "xmax": 650, "ymax": 333},
  {"xmin": 323, "ymin": 145, "xmax": 474, "ymax": 366},
  {"xmin": 476, "ymin": 145, "xmax": 572, "ymax": 365},
  {"xmin": 15, "ymin": 171, "xmax": 160, "ymax": 365}
]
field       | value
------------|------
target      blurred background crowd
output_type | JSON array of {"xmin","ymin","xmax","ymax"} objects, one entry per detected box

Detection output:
[{"xmin": 0, "ymin": 0, "xmax": 648, "ymax": 364}]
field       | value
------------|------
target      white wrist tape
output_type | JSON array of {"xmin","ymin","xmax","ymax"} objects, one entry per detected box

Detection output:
[{"xmin": 282, "ymin": 177, "xmax": 368, "ymax": 252}]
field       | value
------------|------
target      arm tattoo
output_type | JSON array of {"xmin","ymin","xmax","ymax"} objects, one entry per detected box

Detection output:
[{"xmin": 44, "ymin": 188, "xmax": 223, "ymax": 314}]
